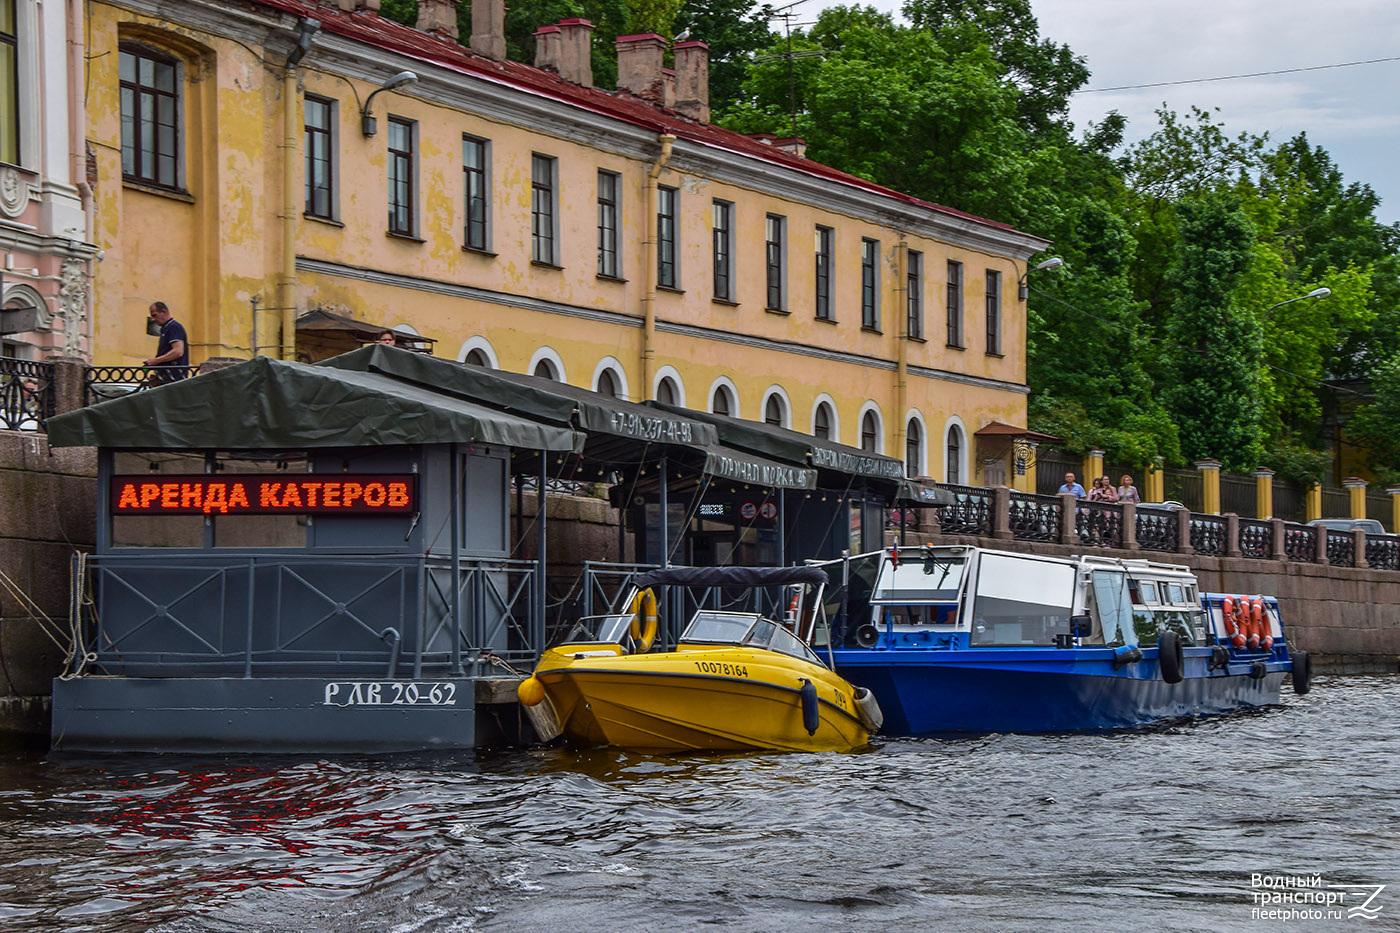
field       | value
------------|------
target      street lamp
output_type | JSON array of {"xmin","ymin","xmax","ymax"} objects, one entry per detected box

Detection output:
[
  {"xmin": 1019, "ymin": 256, "xmax": 1064, "ymax": 300},
  {"xmin": 361, "ymin": 71, "xmax": 419, "ymax": 137},
  {"xmin": 1265, "ymin": 287, "xmax": 1331, "ymax": 316}
]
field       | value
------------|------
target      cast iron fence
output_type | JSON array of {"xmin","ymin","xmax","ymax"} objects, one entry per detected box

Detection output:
[{"xmin": 0, "ymin": 357, "xmax": 54, "ymax": 431}]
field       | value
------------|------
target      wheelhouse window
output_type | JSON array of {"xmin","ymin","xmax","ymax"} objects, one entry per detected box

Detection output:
[
  {"xmin": 597, "ymin": 169, "xmax": 620, "ymax": 277},
  {"xmin": 304, "ymin": 95, "xmax": 335, "ymax": 219},
  {"xmin": 765, "ymin": 214, "xmax": 786, "ymax": 310},
  {"xmin": 815, "ymin": 226, "xmax": 833, "ymax": 320},
  {"xmin": 1, "ymin": 0, "xmax": 19, "ymax": 164},
  {"xmin": 658, "ymin": 185, "xmax": 678, "ymax": 288},
  {"xmin": 387, "ymin": 117, "xmax": 415, "ymax": 236},
  {"xmin": 986, "ymin": 269, "xmax": 1002, "ymax": 355},
  {"xmin": 712, "ymin": 200, "xmax": 733, "ymax": 300},
  {"xmin": 907, "ymin": 249, "xmax": 923, "ymax": 339},
  {"xmin": 861, "ymin": 238, "xmax": 879, "ymax": 330},
  {"xmin": 119, "ymin": 45, "xmax": 181, "ymax": 189},
  {"xmin": 946, "ymin": 260, "xmax": 964, "ymax": 347},
  {"xmin": 531, "ymin": 154, "xmax": 557, "ymax": 264},
  {"xmin": 463, "ymin": 135, "xmax": 490, "ymax": 251}
]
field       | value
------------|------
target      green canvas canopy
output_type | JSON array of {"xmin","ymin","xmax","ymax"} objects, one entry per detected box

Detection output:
[{"xmin": 45, "ymin": 356, "xmax": 583, "ymax": 452}]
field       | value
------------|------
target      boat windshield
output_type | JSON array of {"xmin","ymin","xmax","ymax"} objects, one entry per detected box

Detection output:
[
  {"xmin": 681, "ymin": 611, "xmax": 759, "ymax": 644},
  {"xmin": 1092, "ymin": 571, "xmax": 1137, "ymax": 647},
  {"xmin": 969, "ymin": 553, "xmax": 1074, "ymax": 646},
  {"xmin": 557, "ymin": 614, "xmax": 634, "ymax": 646},
  {"xmin": 874, "ymin": 555, "xmax": 965, "ymax": 602}
]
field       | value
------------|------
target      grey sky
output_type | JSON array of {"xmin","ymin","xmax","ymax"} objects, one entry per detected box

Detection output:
[{"xmin": 803, "ymin": 0, "xmax": 1400, "ymax": 224}]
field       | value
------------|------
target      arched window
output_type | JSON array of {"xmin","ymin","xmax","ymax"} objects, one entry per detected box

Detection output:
[
  {"xmin": 597, "ymin": 368, "xmax": 619, "ymax": 398},
  {"xmin": 813, "ymin": 403, "xmax": 832, "ymax": 440},
  {"xmin": 657, "ymin": 377, "xmax": 677, "ymax": 406},
  {"xmin": 946, "ymin": 424, "xmax": 963, "ymax": 484},
  {"xmin": 906, "ymin": 419, "xmax": 921, "ymax": 477},
  {"xmin": 464, "ymin": 349, "xmax": 489, "ymax": 367},
  {"xmin": 533, "ymin": 359, "xmax": 558, "ymax": 381},
  {"xmin": 861, "ymin": 411, "xmax": 878, "ymax": 452},
  {"xmin": 764, "ymin": 394, "xmax": 785, "ymax": 427},
  {"xmin": 713, "ymin": 385, "xmax": 733, "ymax": 417}
]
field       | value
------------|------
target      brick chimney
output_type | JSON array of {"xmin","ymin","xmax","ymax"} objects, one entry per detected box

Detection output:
[
  {"xmin": 416, "ymin": 0, "xmax": 458, "ymax": 40},
  {"xmin": 773, "ymin": 137, "xmax": 807, "ymax": 158},
  {"xmin": 557, "ymin": 18, "xmax": 594, "ymax": 86},
  {"xmin": 673, "ymin": 40, "xmax": 709, "ymax": 121},
  {"xmin": 471, "ymin": 0, "xmax": 506, "ymax": 60},
  {"xmin": 334, "ymin": 0, "xmax": 379, "ymax": 11},
  {"xmin": 615, "ymin": 33, "xmax": 667, "ymax": 104},
  {"xmin": 534, "ymin": 25, "xmax": 562, "ymax": 71}
]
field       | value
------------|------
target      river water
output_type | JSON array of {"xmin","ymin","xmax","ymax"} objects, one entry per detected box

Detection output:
[{"xmin": 0, "ymin": 675, "xmax": 1396, "ymax": 932}]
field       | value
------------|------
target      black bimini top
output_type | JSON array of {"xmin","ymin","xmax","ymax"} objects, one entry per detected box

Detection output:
[{"xmin": 632, "ymin": 566, "xmax": 829, "ymax": 589}]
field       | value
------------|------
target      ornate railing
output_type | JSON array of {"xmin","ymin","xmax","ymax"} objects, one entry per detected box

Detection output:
[
  {"xmin": 1283, "ymin": 524, "xmax": 1317, "ymax": 562},
  {"xmin": 1008, "ymin": 492, "xmax": 1060, "ymax": 542},
  {"xmin": 1075, "ymin": 501, "xmax": 1122, "ymax": 549},
  {"xmin": 1366, "ymin": 535, "xmax": 1400, "ymax": 571},
  {"xmin": 1238, "ymin": 518, "xmax": 1273, "ymax": 559},
  {"xmin": 84, "ymin": 364, "xmax": 197, "ymax": 405},
  {"xmin": 1189, "ymin": 515, "xmax": 1227, "ymax": 556},
  {"xmin": 1327, "ymin": 532, "xmax": 1355, "ymax": 568},
  {"xmin": 938, "ymin": 484, "xmax": 993, "ymax": 536},
  {"xmin": 0, "ymin": 357, "xmax": 54, "ymax": 431},
  {"xmin": 1135, "ymin": 509, "xmax": 1178, "ymax": 552}
]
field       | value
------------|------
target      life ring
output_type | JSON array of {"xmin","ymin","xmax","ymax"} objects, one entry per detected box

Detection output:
[
  {"xmin": 1158, "ymin": 631, "xmax": 1184, "ymax": 684},
  {"xmin": 1244, "ymin": 596, "xmax": 1261, "ymax": 650},
  {"xmin": 1220, "ymin": 597, "xmax": 1246, "ymax": 649},
  {"xmin": 629, "ymin": 587, "xmax": 659, "ymax": 653},
  {"xmin": 1253, "ymin": 597, "xmax": 1274, "ymax": 651}
]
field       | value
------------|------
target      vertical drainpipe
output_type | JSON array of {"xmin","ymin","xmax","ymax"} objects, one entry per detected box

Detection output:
[
  {"xmin": 641, "ymin": 134, "xmax": 675, "ymax": 396},
  {"xmin": 280, "ymin": 68, "xmax": 300, "ymax": 359},
  {"xmin": 67, "ymin": 0, "xmax": 94, "ymax": 353},
  {"xmin": 893, "ymin": 237, "xmax": 909, "ymax": 468}
]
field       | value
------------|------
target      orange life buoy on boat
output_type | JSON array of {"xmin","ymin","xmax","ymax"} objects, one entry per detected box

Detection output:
[
  {"xmin": 1253, "ymin": 597, "xmax": 1274, "ymax": 651},
  {"xmin": 1244, "ymin": 596, "xmax": 1261, "ymax": 650},
  {"xmin": 1221, "ymin": 596, "xmax": 1246, "ymax": 649}
]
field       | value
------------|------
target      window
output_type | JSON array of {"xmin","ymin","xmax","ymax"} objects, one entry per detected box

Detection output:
[
  {"xmin": 387, "ymin": 117, "xmax": 415, "ymax": 236},
  {"xmin": 906, "ymin": 418, "xmax": 921, "ymax": 477},
  {"xmin": 597, "ymin": 169, "xmax": 619, "ymax": 276},
  {"xmin": 946, "ymin": 424, "xmax": 963, "ymax": 484},
  {"xmin": 119, "ymin": 45, "xmax": 180, "ymax": 189},
  {"xmin": 712, "ymin": 200, "xmax": 733, "ymax": 300},
  {"xmin": 533, "ymin": 359, "xmax": 559, "ymax": 381},
  {"xmin": 657, "ymin": 377, "xmax": 678, "ymax": 406},
  {"xmin": 765, "ymin": 214, "xmax": 786, "ymax": 310},
  {"xmin": 813, "ymin": 402, "xmax": 833, "ymax": 440},
  {"xmin": 304, "ymin": 96, "xmax": 335, "ymax": 219},
  {"xmin": 861, "ymin": 239, "xmax": 880, "ymax": 330},
  {"xmin": 531, "ymin": 154, "xmax": 557, "ymax": 264},
  {"xmin": 658, "ymin": 185, "xmax": 678, "ymax": 288},
  {"xmin": 464, "ymin": 349, "xmax": 490, "ymax": 366},
  {"xmin": 861, "ymin": 411, "xmax": 879, "ymax": 453},
  {"xmin": 907, "ymin": 249, "xmax": 923, "ymax": 339},
  {"xmin": 463, "ymin": 135, "xmax": 490, "ymax": 251},
  {"xmin": 764, "ymin": 394, "xmax": 786, "ymax": 427},
  {"xmin": 815, "ymin": 226, "xmax": 833, "ymax": 320},
  {"xmin": 986, "ymin": 269, "xmax": 1002, "ymax": 355},
  {"xmin": 946, "ymin": 260, "xmax": 964, "ymax": 347},
  {"xmin": 712, "ymin": 385, "xmax": 734, "ymax": 417},
  {"xmin": 597, "ymin": 369, "xmax": 619, "ymax": 398},
  {"xmin": 1, "ymin": 0, "xmax": 19, "ymax": 165}
]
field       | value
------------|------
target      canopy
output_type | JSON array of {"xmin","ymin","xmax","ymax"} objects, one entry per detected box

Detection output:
[
  {"xmin": 323, "ymin": 346, "xmax": 816, "ymax": 489},
  {"xmin": 295, "ymin": 308, "xmax": 435, "ymax": 360},
  {"xmin": 632, "ymin": 566, "xmax": 828, "ymax": 589},
  {"xmin": 45, "ymin": 356, "xmax": 583, "ymax": 452}
]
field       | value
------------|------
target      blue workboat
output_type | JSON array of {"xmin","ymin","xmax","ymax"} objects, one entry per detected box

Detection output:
[{"xmin": 829, "ymin": 546, "xmax": 1311, "ymax": 733}]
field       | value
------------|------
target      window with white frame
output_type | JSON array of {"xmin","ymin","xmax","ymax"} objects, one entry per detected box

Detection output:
[
  {"xmin": 712, "ymin": 384, "xmax": 735, "ymax": 417},
  {"xmin": 861, "ymin": 411, "xmax": 879, "ymax": 452},
  {"xmin": 119, "ymin": 44, "xmax": 181, "ymax": 189},
  {"xmin": 946, "ymin": 424, "xmax": 963, "ymax": 484},
  {"xmin": 813, "ymin": 402, "xmax": 833, "ymax": 440},
  {"xmin": 463, "ymin": 135, "xmax": 490, "ymax": 251},
  {"xmin": 764, "ymin": 394, "xmax": 787, "ymax": 427},
  {"xmin": 657, "ymin": 376, "xmax": 678, "ymax": 406},
  {"xmin": 906, "ymin": 418, "xmax": 922, "ymax": 477}
]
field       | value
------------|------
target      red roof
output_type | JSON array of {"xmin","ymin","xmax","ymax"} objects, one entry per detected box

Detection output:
[{"xmin": 256, "ymin": 0, "xmax": 1038, "ymax": 239}]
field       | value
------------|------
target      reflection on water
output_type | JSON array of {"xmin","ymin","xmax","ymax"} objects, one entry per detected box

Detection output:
[{"xmin": 0, "ymin": 676, "xmax": 1397, "ymax": 932}]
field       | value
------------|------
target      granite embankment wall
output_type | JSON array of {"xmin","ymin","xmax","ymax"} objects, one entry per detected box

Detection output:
[{"xmin": 0, "ymin": 431, "xmax": 96, "ymax": 735}]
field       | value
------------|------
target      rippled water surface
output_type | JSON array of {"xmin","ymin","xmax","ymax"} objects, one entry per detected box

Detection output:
[{"xmin": 1, "ymin": 675, "xmax": 1397, "ymax": 932}]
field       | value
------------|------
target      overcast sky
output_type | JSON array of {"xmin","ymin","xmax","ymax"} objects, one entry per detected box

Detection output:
[{"xmin": 802, "ymin": 0, "xmax": 1400, "ymax": 224}]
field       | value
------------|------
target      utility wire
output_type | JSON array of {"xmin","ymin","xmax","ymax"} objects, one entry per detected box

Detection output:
[{"xmin": 1077, "ymin": 55, "xmax": 1400, "ymax": 94}]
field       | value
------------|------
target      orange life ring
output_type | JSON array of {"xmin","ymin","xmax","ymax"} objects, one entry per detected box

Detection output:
[
  {"xmin": 1221, "ymin": 597, "xmax": 1246, "ymax": 649},
  {"xmin": 1253, "ymin": 597, "xmax": 1274, "ymax": 651}
]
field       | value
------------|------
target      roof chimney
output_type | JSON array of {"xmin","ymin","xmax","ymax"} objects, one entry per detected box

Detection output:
[
  {"xmin": 333, "ymin": 0, "xmax": 379, "ymax": 11},
  {"xmin": 773, "ymin": 137, "xmax": 807, "ymax": 158},
  {"xmin": 415, "ymin": 0, "xmax": 458, "ymax": 40},
  {"xmin": 534, "ymin": 25, "xmax": 562, "ymax": 71},
  {"xmin": 673, "ymin": 40, "xmax": 709, "ymax": 121},
  {"xmin": 615, "ymin": 33, "xmax": 667, "ymax": 104},
  {"xmin": 471, "ymin": 0, "xmax": 506, "ymax": 60},
  {"xmin": 557, "ymin": 18, "xmax": 594, "ymax": 86}
]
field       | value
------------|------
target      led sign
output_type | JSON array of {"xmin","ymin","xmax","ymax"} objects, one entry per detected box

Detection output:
[{"xmin": 110, "ymin": 474, "xmax": 417, "ymax": 515}]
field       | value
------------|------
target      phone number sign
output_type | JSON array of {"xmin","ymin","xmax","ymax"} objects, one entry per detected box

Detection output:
[{"xmin": 110, "ymin": 474, "xmax": 416, "ymax": 515}]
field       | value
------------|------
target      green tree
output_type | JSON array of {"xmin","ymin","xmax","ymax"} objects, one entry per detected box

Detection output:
[{"xmin": 675, "ymin": 0, "xmax": 776, "ymax": 109}]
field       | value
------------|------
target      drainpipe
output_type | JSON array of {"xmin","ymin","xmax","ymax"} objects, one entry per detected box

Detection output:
[
  {"xmin": 68, "ymin": 0, "xmax": 94, "ymax": 356},
  {"xmin": 641, "ymin": 134, "xmax": 675, "ymax": 397},
  {"xmin": 279, "ymin": 66, "xmax": 299, "ymax": 359},
  {"xmin": 893, "ymin": 237, "xmax": 908, "ymax": 467}
]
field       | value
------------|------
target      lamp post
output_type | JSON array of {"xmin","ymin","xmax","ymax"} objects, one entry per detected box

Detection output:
[
  {"xmin": 361, "ymin": 71, "xmax": 419, "ymax": 137},
  {"xmin": 1019, "ymin": 256, "xmax": 1064, "ymax": 300},
  {"xmin": 1264, "ymin": 286, "xmax": 1331, "ymax": 316}
]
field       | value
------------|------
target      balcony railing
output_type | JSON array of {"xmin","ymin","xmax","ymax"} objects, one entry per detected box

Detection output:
[
  {"xmin": 0, "ymin": 357, "xmax": 54, "ymax": 431},
  {"xmin": 84, "ymin": 364, "xmax": 198, "ymax": 405}
]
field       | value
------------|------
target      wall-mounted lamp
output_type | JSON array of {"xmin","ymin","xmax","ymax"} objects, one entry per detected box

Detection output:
[
  {"xmin": 284, "ymin": 18, "xmax": 320, "ymax": 69},
  {"xmin": 1018, "ymin": 256, "xmax": 1064, "ymax": 300},
  {"xmin": 361, "ymin": 71, "xmax": 418, "ymax": 137}
]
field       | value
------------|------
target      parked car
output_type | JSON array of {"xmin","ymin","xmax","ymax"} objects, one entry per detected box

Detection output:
[
  {"xmin": 1136, "ymin": 500, "xmax": 1186, "ymax": 512},
  {"xmin": 1307, "ymin": 517, "xmax": 1386, "ymax": 535}
]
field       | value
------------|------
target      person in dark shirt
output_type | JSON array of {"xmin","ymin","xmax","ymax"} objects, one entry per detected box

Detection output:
[{"xmin": 144, "ymin": 301, "xmax": 189, "ymax": 383}]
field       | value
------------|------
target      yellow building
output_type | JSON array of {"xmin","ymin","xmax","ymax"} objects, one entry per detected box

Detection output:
[{"xmin": 85, "ymin": 0, "xmax": 1049, "ymax": 486}]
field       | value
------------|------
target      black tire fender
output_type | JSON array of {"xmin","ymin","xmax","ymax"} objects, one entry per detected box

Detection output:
[
  {"xmin": 1158, "ymin": 631, "xmax": 1185, "ymax": 684},
  {"xmin": 1291, "ymin": 649, "xmax": 1312, "ymax": 695}
]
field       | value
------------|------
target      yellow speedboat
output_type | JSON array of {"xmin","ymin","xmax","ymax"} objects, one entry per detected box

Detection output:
[{"xmin": 518, "ymin": 567, "xmax": 881, "ymax": 752}]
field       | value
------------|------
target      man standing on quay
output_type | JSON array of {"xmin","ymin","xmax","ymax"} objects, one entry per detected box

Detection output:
[{"xmin": 144, "ymin": 301, "xmax": 189, "ymax": 383}]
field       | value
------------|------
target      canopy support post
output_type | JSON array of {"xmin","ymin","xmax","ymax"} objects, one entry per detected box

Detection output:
[
  {"xmin": 536, "ymin": 457, "xmax": 548, "ymax": 659},
  {"xmin": 450, "ymin": 443, "xmax": 462, "ymax": 675}
]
